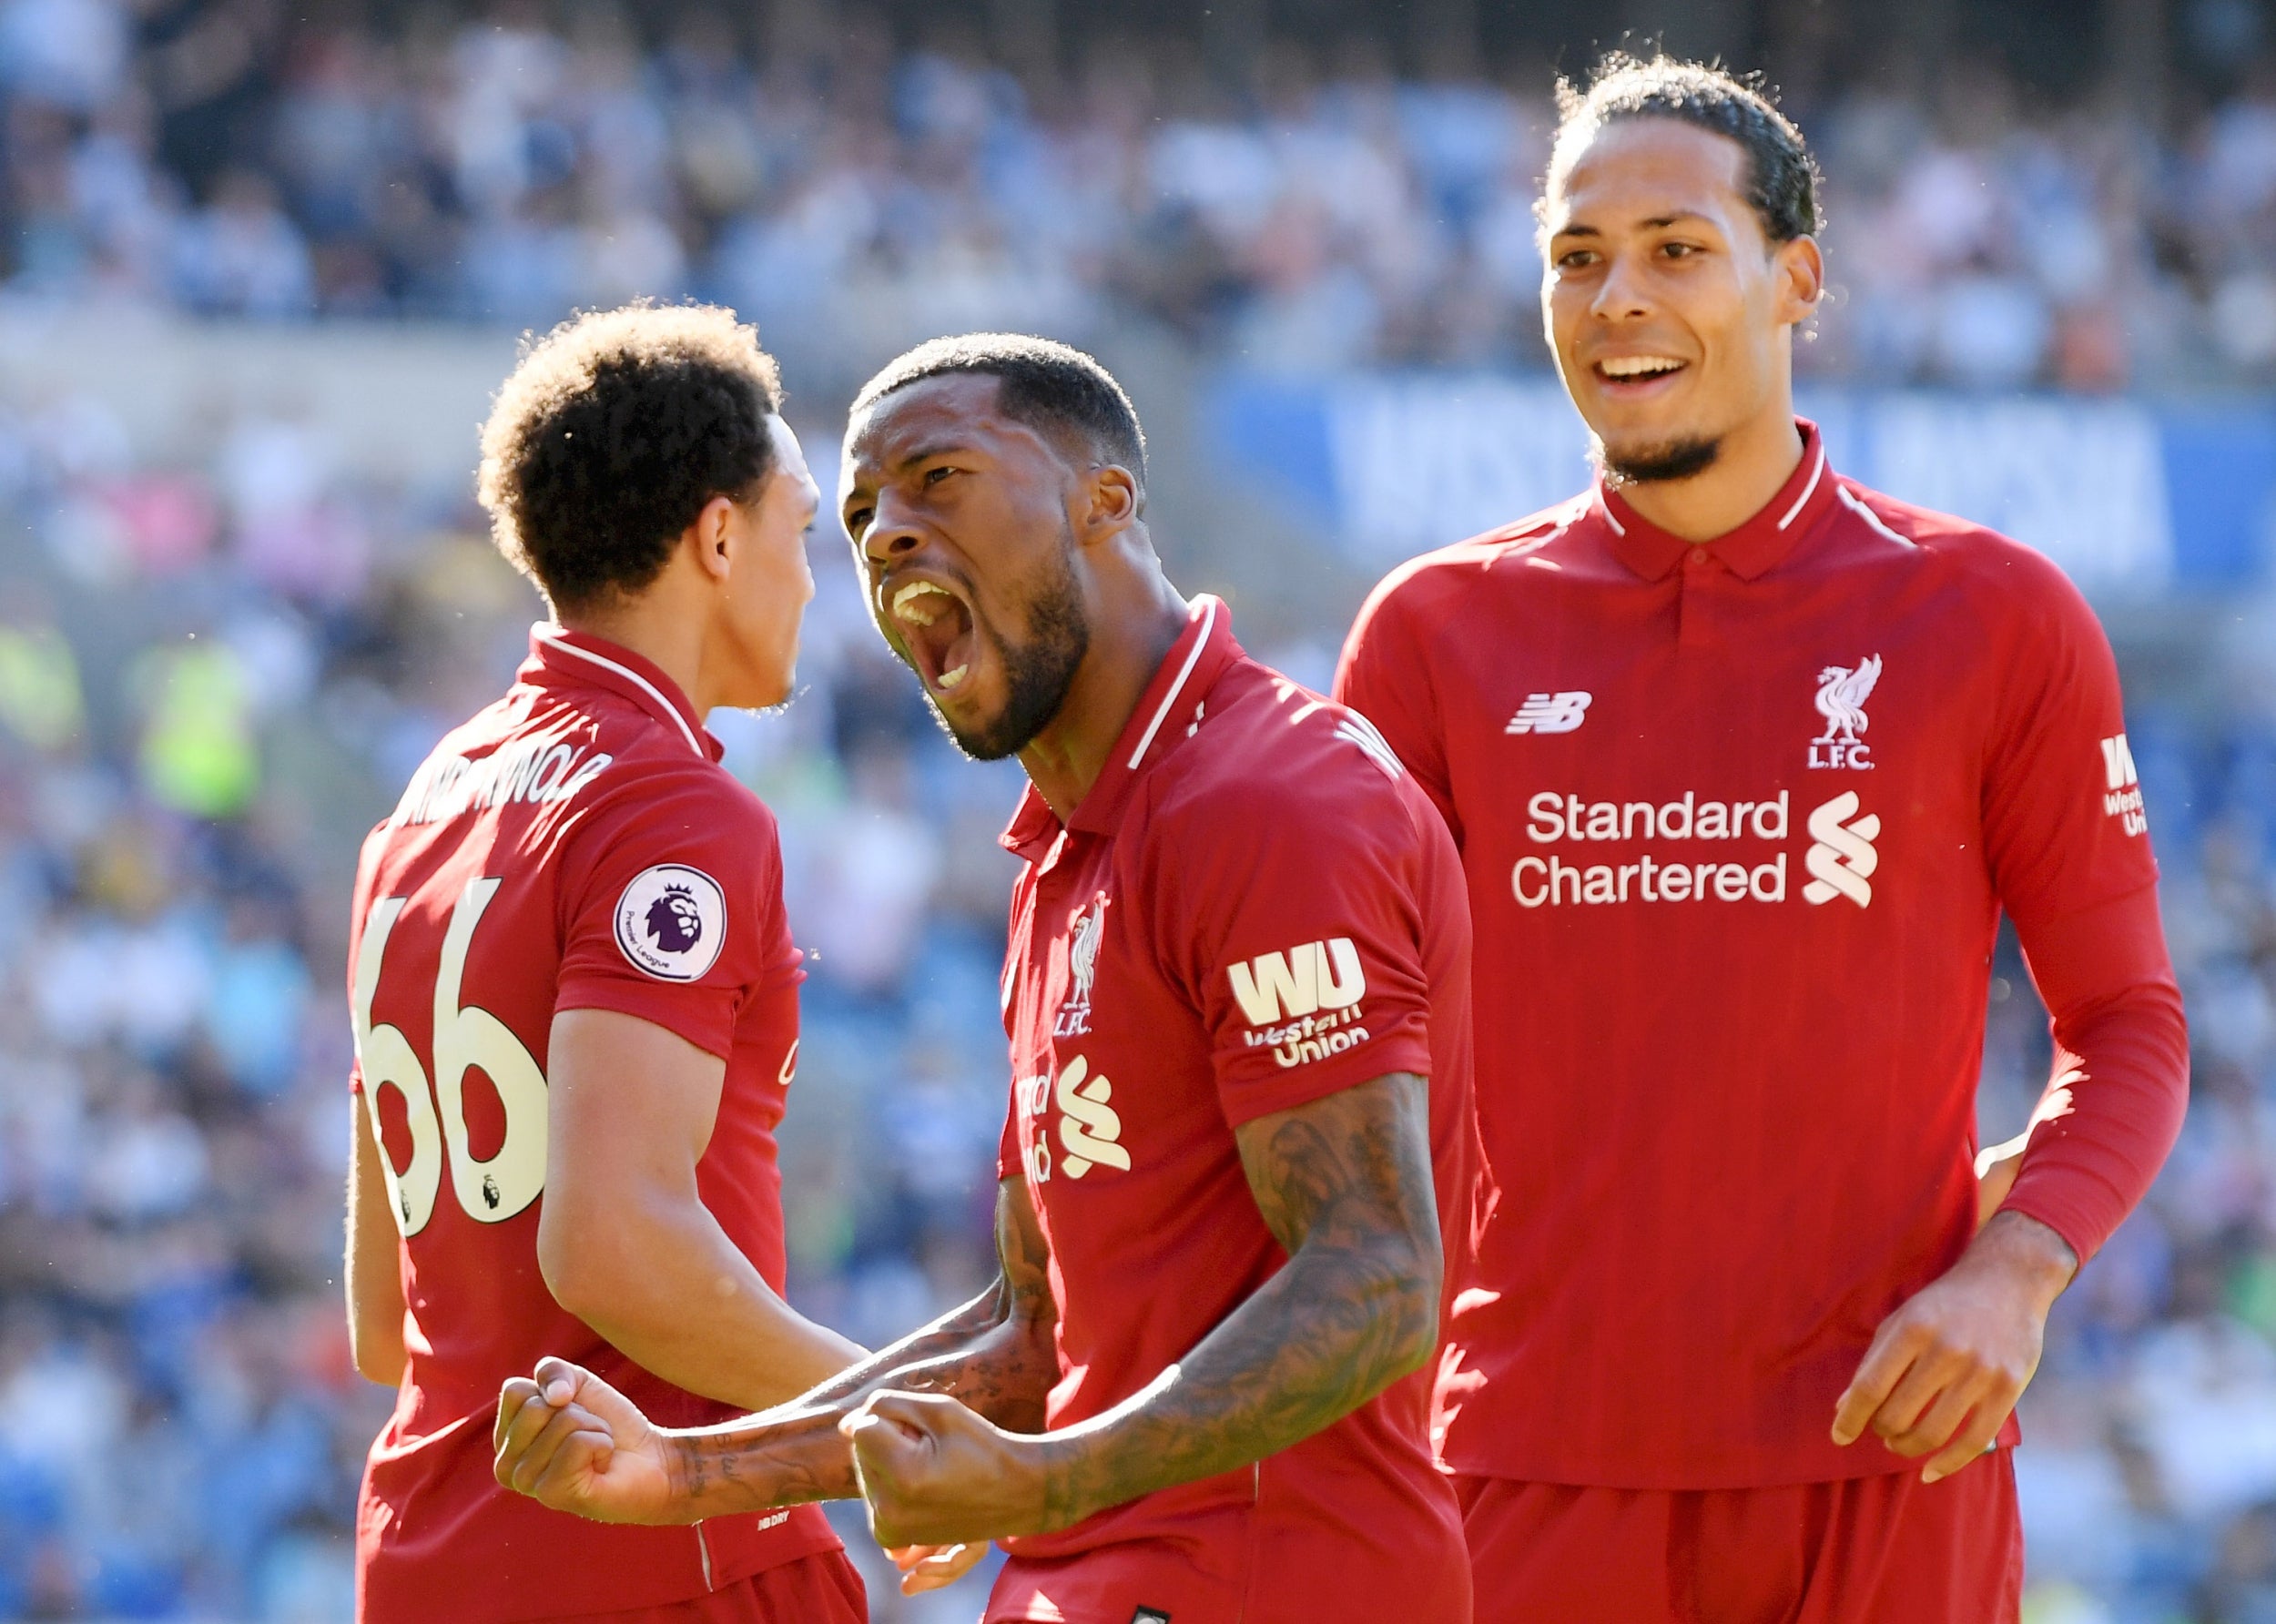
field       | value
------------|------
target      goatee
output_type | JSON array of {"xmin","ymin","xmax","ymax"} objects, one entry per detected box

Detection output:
[
  {"xmin": 1598, "ymin": 435, "xmax": 1722, "ymax": 485},
  {"xmin": 935, "ymin": 544, "xmax": 1089, "ymax": 763}
]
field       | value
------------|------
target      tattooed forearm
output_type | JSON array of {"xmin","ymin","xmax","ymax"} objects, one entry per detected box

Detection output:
[
  {"xmin": 650, "ymin": 1177, "xmax": 1062, "ymax": 1518},
  {"xmin": 1030, "ymin": 1072, "xmax": 1440, "ymax": 1533}
]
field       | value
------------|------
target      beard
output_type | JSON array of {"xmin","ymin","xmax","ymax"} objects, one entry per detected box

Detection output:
[
  {"xmin": 1597, "ymin": 434, "xmax": 1722, "ymax": 486},
  {"xmin": 934, "ymin": 541, "xmax": 1090, "ymax": 763}
]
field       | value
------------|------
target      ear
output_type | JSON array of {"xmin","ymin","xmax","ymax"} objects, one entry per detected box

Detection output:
[
  {"xmin": 1074, "ymin": 464, "xmax": 1141, "ymax": 547},
  {"xmin": 1773, "ymin": 233, "xmax": 1825, "ymax": 329},
  {"xmin": 687, "ymin": 494, "xmax": 739, "ymax": 584}
]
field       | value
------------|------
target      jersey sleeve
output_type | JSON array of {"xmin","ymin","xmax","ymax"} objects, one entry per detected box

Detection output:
[
  {"xmin": 554, "ymin": 768, "xmax": 796, "ymax": 1062},
  {"xmin": 1151, "ymin": 748, "xmax": 1439, "ymax": 1129},
  {"xmin": 1335, "ymin": 569, "xmax": 1460, "ymax": 845},
  {"xmin": 1980, "ymin": 555, "xmax": 2187, "ymax": 1261},
  {"xmin": 1978, "ymin": 557, "xmax": 2159, "ymax": 924}
]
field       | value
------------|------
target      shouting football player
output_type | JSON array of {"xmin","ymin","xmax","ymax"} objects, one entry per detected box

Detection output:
[{"xmin": 492, "ymin": 334, "xmax": 1481, "ymax": 1624}]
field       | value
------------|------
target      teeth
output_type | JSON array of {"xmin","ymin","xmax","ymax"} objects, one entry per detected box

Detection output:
[
  {"xmin": 1600, "ymin": 357, "xmax": 1682, "ymax": 379},
  {"xmin": 937, "ymin": 664, "xmax": 968, "ymax": 691},
  {"xmin": 890, "ymin": 581, "xmax": 951, "ymax": 626}
]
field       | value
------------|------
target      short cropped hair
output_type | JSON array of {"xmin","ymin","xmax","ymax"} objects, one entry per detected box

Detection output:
[
  {"xmin": 850, "ymin": 333, "xmax": 1147, "ymax": 500},
  {"xmin": 477, "ymin": 303, "xmax": 784, "ymax": 612},
  {"xmin": 1551, "ymin": 55, "xmax": 1822, "ymax": 244}
]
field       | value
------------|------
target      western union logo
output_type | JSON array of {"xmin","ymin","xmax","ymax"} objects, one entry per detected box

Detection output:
[{"xmin": 1227, "ymin": 938, "xmax": 1367, "ymax": 1026}]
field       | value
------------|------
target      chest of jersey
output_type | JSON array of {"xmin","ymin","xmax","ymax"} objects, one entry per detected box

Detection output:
[
  {"xmin": 1445, "ymin": 564, "xmax": 1997, "ymax": 940},
  {"xmin": 1002, "ymin": 833, "xmax": 1245, "ymax": 1243}
]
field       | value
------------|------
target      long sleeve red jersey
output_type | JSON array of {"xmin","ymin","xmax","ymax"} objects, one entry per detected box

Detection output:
[{"xmin": 1335, "ymin": 422, "xmax": 2189, "ymax": 1489}]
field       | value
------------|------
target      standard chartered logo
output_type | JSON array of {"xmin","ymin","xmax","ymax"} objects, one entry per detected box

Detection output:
[
  {"xmin": 1802, "ymin": 791, "xmax": 1881, "ymax": 908},
  {"xmin": 1054, "ymin": 1054, "xmax": 1131, "ymax": 1179},
  {"xmin": 1507, "ymin": 786, "xmax": 1886, "ymax": 912}
]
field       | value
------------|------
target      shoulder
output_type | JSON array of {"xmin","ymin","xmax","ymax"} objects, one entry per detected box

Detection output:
[
  {"xmin": 1145, "ymin": 661, "xmax": 1423, "ymax": 850},
  {"xmin": 1834, "ymin": 478, "xmax": 2103, "ymax": 638},
  {"xmin": 1353, "ymin": 497, "xmax": 1591, "ymax": 638}
]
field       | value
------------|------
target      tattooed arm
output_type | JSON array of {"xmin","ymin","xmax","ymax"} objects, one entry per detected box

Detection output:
[
  {"xmin": 839, "ymin": 1071, "xmax": 1441, "ymax": 1548},
  {"xmin": 491, "ymin": 1175, "xmax": 1059, "ymax": 1525}
]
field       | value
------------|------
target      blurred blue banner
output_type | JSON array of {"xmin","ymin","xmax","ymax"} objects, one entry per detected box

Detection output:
[{"xmin": 1206, "ymin": 373, "xmax": 2276, "ymax": 594}]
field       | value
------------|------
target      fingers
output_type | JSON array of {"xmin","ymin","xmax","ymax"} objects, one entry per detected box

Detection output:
[
  {"xmin": 1832, "ymin": 1320, "xmax": 1923, "ymax": 1446},
  {"xmin": 1863, "ymin": 1345, "xmax": 1959, "ymax": 1446},
  {"xmin": 888, "ymin": 1542, "xmax": 985, "ymax": 1596},
  {"xmin": 495, "ymin": 1376, "xmax": 546, "ymax": 1459},
  {"xmin": 524, "ymin": 1424, "xmax": 619, "ymax": 1507},
  {"xmin": 495, "ymin": 1379, "xmax": 577, "ymax": 1488},
  {"xmin": 509, "ymin": 1398, "xmax": 612, "ymax": 1497},
  {"xmin": 1877, "ymin": 1370, "xmax": 1983, "ymax": 1460},
  {"xmin": 1920, "ymin": 1402, "xmax": 2013, "ymax": 1485},
  {"xmin": 533, "ymin": 1355, "xmax": 593, "ymax": 1408}
]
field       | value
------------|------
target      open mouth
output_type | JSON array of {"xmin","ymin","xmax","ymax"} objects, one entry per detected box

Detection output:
[
  {"xmin": 886, "ymin": 577, "xmax": 979, "ymax": 696},
  {"xmin": 1594, "ymin": 355, "xmax": 1688, "ymax": 391}
]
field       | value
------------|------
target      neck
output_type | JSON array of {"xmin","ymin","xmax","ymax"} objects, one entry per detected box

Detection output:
[
  {"xmin": 1610, "ymin": 400, "xmax": 1804, "ymax": 543},
  {"xmin": 1018, "ymin": 566, "xmax": 1192, "ymax": 824},
  {"xmin": 557, "ymin": 581, "xmax": 711, "ymax": 715}
]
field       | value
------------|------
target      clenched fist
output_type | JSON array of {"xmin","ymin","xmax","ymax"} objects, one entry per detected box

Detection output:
[
  {"xmin": 841, "ymin": 1391, "xmax": 1052, "ymax": 1549},
  {"xmin": 493, "ymin": 1357, "xmax": 686, "ymax": 1524}
]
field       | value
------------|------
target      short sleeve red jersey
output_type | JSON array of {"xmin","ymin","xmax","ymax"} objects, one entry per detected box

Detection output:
[
  {"xmin": 991, "ymin": 598, "xmax": 1474, "ymax": 1615},
  {"xmin": 1336, "ymin": 423, "xmax": 2180, "ymax": 1490},
  {"xmin": 345, "ymin": 628, "xmax": 839, "ymax": 1624}
]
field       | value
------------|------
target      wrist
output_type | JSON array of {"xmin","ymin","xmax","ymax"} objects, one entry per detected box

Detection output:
[
  {"xmin": 1970, "ymin": 1210, "xmax": 2078, "ymax": 1310},
  {"xmin": 1030, "ymin": 1430, "xmax": 1097, "ymax": 1536}
]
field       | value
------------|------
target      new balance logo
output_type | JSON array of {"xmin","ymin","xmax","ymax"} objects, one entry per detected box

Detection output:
[
  {"xmin": 1803, "ymin": 791, "xmax": 1881, "ymax": 908},
  {"xmin": 1506, "ymin": 692, "xmax": 1592, "ymax": 735},
  {"xmin": 2100, "ymin": 734, "xmax": 2148, "ymax": 836},
  {"xmin": 1227, "ymin": 938, "xmax": 1367, "ymax": 1025}
]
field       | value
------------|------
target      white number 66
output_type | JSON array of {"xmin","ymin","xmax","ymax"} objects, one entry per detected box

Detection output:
[{"xmin": 351, "ymin": 878, "xmax": 549, "ymax": 1235}]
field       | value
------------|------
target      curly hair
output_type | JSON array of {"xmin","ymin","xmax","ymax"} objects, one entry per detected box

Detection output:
[
  {"xmin": 476, "ymin": 302, "xmax": 784, "ymax": 612},
  {"xmin": 1551, "ymin": 55, "xmax": 1823, "ymax": 244}
]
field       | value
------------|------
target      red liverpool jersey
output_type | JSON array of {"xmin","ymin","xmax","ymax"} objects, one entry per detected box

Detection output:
[
  {"xmin": 990, "ymin": 597, "xmax": 1474, "ymax": 1622},
  {"xmin": 346, "ymin": 627, "xmax": 840, "ymax": 1623},
  {"xmin": 1336, "ymin": 423, "xmax": 2177, "ymax": 1489}
]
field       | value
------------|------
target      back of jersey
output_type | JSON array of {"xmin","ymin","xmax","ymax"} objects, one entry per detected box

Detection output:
[{"xmin": 346, "ymin": 628, "xmax": 838, "ymax": 1624}]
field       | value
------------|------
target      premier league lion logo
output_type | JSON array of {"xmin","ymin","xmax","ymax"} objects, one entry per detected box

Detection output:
[
  {"xmin": 645, "ymin": 883, "xmax": 705, "ymax": 955},
  {"xmin": 615, "ymin": 864, "xmax": 727, "ymax": 981}
]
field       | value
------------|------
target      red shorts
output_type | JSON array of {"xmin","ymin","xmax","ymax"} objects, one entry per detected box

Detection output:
[
  {"xmin": 537, "ymin": 1550, "xmax": 868, "ymax": 1624},
  {"xmin": 986, "ymin": 1501, "xmax": 1471, "ymax": 1624},
  {"xmin": 1454, "ymin": 1451, "xmax": 2022, "ymax": 1624}
]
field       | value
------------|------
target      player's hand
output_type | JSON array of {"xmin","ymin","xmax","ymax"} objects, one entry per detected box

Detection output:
[
  {"xmin": 493, "ymin": 1356, "xmax": 683, "ymax": 1524},
  {"xmin": 841, "ymin": 1390, "xmax": 1048, "ymax": 1548},
  {"xmin": 885, "ymin": 1541, "xmax": 990, "ymax": 1596},
  {"xmin": 1832, "ymin": 1213, "xmax": 2078, "ymax": 1484}
]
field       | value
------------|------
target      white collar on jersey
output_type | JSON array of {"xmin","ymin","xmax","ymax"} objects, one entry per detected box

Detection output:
[{"xmin": 535, "ymin": 630, "xmax": 707, "ymax": 759}]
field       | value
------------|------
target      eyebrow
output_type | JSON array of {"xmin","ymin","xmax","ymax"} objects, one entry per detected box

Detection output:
[
  {"xmin": 1551, "ymin": 211, "xmax": 1713, "ymax": 239},
  {"xmin": 891, "ymin": 440, "xmax": 970, "ymax": 472}
]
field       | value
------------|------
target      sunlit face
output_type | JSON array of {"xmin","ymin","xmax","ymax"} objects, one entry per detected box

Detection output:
[
  {"xmin": 717, "ymin": 414, "xmax": 819, "ymax": 708},
  {"xmin": 839, "ymin": 373, "xmax": 1090, "ymax": 762},
  {"xmin": 1540, "ymin": 117, "xmax": 1819, "ymax": 482}
]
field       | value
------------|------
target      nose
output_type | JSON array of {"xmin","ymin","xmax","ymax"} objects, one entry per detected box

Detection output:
[
  {"xmin": 860, "ymin": 492, "xmax": 927, "ymax": 567},
  {"xmin": 1590, "ymin": 249, "xmax": 1652, "ymax": 323}
]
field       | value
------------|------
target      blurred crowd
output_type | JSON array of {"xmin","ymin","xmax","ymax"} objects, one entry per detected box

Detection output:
[{"xmin": 0, "ymin": 1, "xmax": 2273, "ymax": 387}]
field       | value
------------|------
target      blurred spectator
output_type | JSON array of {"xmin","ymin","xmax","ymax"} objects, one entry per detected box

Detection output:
[{"xmin": 0, "ymin": 5, "xmax": 2271, "ymax": 385}]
